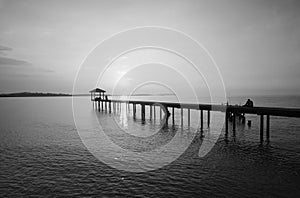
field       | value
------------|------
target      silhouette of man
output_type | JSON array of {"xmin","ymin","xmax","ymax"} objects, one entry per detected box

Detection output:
[
  {"xmin": 166, "ymin": 108, "xmax": 171, "ymax": 118},
  {"xmin": 244, "ymin": 99, "xmax": 254, "ymax": 107}
]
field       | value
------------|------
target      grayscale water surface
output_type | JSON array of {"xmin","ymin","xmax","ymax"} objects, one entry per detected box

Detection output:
[{"xmin": 0, "ymin": 96, "xmax": 299, "ymax": 197}]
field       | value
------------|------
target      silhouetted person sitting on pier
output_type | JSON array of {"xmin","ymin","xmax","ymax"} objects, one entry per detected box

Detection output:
[
  {"xmin": 243, "ymin": 99, "xmax": 254, "ymax": 107},
  {"xmin": 166, "ymin": 108, "xmax": 171, "ymax": 118},
  {"xmin": 105, "ymin": 95, "xmax": 108, "ymax": 101}
]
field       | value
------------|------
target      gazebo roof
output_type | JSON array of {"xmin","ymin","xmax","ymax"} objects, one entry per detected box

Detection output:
[{"xmin": 89, "ymin": 88, "xmax": 106, "ymax": 93}]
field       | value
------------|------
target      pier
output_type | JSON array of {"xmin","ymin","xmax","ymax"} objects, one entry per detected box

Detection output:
[{"xmin": 90, "ymin": 88, "xmax": 300, "ymax": 143}]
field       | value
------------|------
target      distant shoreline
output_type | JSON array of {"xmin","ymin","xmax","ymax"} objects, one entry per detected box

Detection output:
[{"xmin": 0, "ymin": 92, "xmax": 73, "ymax": 97}]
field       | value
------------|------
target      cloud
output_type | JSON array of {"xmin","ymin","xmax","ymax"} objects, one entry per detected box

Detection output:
[
  {"xmin": 0, "ymin": 57, "xmax": 55, "ymax": 73},
  {"xmin": 0, "ymin": 44, "xmax": 30, "ymax": 66},
  {"xmin": 0, "ymin": 44, "xmax": 55, "ymax": 73},
  {"xmin": 0, "ymin": 45, "xmax": 13, "ymax": 55},
  {"xmin": 0, "ymin": 56, "xmax": 30, "ymax": 66},
  {"xmin": 0, "ymin": 45, "xmax": 12, "ymax": 51}
]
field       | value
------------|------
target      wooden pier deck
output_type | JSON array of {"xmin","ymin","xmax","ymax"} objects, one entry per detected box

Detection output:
[{"xmin": 90, "ymin": 89, "xmax": 300, "ymax": 143}]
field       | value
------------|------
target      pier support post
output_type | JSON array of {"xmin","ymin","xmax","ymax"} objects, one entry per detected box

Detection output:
[
  {"xmin": 266, "ymin": 115, "xmax": 270, "ymax": 141},
  {"xmin": 181, "ymin": 107, "xmax": 183, "ymax": 127},
  {"xmin": 188, "ymin": 108, "xmax": 190, "ymax": 128},
  {"xmin": 133, "ymin": 104, "xmax": 136, "ymax": 119},
  {"xmin": 165, "ymin": 107, "xmax": 169, "ymax": 126},
  {"xmin": 101, "ymin": 101, "xmax": 103, "ymax": 111},
  {"xmin": 98, "ymin": 101, "xmax": 100, "ymax": 112},
  {"xmin": 160, "ymin": 107, "xmax": 162, "ymax": 120},
  {"xmin": 225, "ymin": 111, "xmax": 229, "ymax": 138},
  {"xmin": 172, "ymin": 107, "xmax": 175, "ymax": 125},
  {"xmin": 153, "ymin": 106, "xmax": 156, "ymax": 121},
  {"xmin": 232, "ymin": 113, "xmax": 236, "ymax": 137},
  {"xmin": 109, "ymin": 101, "xmax": 111, "ymax": 113},
  {"xmin": 200, "ymin": 109, "xmax": 203, "ymax": 132},
  {"xmin": 141, "ymin": 104, "xmax": 145, "ymax": 121},
  {"xmin": 207, "ymin": 110, "xmax": 210, "ymax": 128},
  {"xmin": 150, "ymin": 105, "xmax": 152, "ymax": 120},
  {"xmin": 260, "ymin": 114, "xmax": 264, "ymax": 142}
]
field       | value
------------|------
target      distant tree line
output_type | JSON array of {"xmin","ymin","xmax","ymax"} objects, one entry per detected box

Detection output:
[{"xmin": 0, "ymin": 92, "xmax": 72, "ymax": 97}]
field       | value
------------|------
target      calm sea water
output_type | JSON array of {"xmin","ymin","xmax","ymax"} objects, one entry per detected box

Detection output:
[{"xmin": 0, "ymin": 96, "xmax": 299, "ymax": 197}]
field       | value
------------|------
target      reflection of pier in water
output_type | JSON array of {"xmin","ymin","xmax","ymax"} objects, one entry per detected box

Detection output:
[{"xmin": 90, "ymin": 88, "xmax": 300, "ymax": 143}]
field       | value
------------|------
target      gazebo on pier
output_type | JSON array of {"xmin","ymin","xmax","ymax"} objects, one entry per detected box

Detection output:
[{"xmin": 89, "ymin": 88, "xmax": 106, "ymax": 101}]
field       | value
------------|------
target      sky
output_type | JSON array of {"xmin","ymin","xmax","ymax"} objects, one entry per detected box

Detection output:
[{"xmin": 0, "ymin": 0, "xmax": 299, "ymax": 96}]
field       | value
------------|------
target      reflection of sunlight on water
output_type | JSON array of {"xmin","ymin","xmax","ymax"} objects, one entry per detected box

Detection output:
[{"xmin": 119, "ymin": 96, "xmax": 129, "ymax": 128}]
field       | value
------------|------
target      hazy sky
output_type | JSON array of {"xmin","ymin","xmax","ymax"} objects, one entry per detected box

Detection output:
[{"xmin": 0, "ymin": 0, "xmax": 299, "ymax": 95}]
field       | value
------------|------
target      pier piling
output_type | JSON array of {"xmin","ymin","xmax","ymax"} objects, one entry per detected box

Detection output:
[
  {"xmin": 153, "ymin": 106, "xmax": 156, "ymax": 121},
  {"xmin": 266, "ymin": 115, "xmax": 270, "ymax": 141},
  {"xmin": 160, "ymin": 107, "xmax": 162, "ymax": 120},
  {"xmin": 207, "ymin": 110, "xmax": 210, "ymax": 127},
  {"xmin": 141, "ymin": 104, "xmax": 145, "ymax": 121},
  {"xmin": 260, "ymin": 115, "xmax": 264, "ymax": 142},
  {"xmin": 225, "ymin": 111, "xmax": 229, "ymax": 138},
  {"xmin": 200, "ymin": 109, "xmax": 203, "ymax": 132},
  {"xmin": 165, "ymin": 107, "xmax": 169, "ymax": 126},
  {"xmin": 133, "ymin": 103, "xmax": 136, "ymax": 119},
  {"xmin": 172, "ymin": 107, "xmax": 175, "ymax": 125},
  {"xmin": 232, "ymin": 113, "xmax": 236, "ymax": 137},
  {"xmin": 188, "ymin": 108, "xmax": 190, "ymax": 128},
  {"xmin": 181, "ymin": 107, "xmax": 183, "ymax": 127},
  {"xmin": 150, "ymin": 105, "xmax": 152, "ymax": 120}
]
